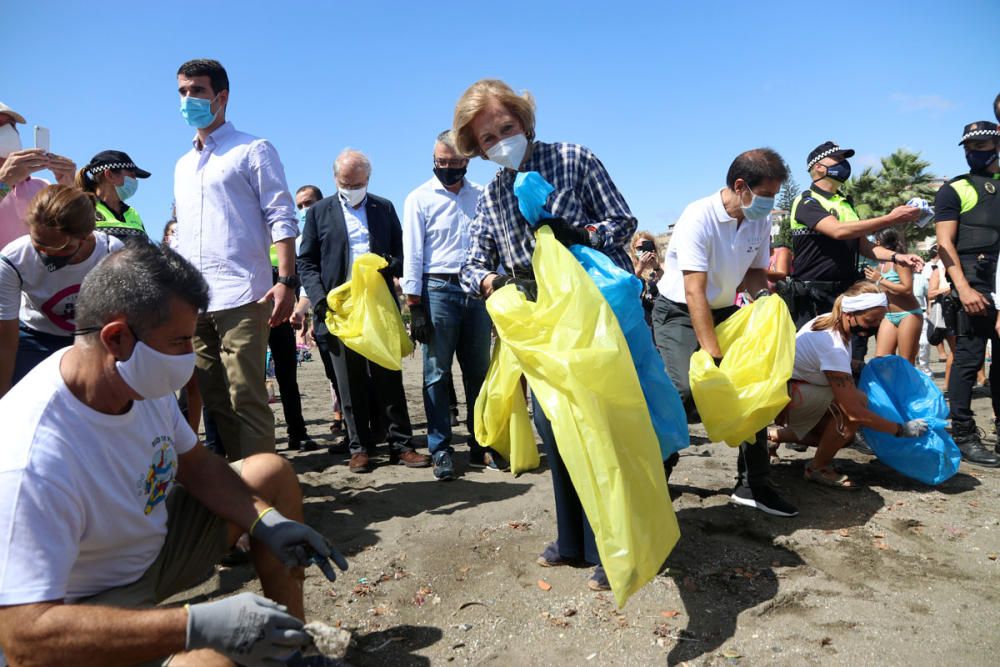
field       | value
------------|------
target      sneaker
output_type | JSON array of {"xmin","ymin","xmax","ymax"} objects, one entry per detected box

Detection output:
[
  {"xmin": 729, "ymin": 485, "xmax": 798, "ymax": 517},
  {"xmin": 390, "ymin": 449, "xmax": 432, "ymax": 468},
  {"xmin": 433, "ymin": 451, "xmax": 456, "ymax": 481},
  {"xmin": 587, "ymin": 565, "xmax": 611, "ymax": 591},
  {"xmin": 469, "ymin": 450, "xmax": 508, "ymax": 471}
]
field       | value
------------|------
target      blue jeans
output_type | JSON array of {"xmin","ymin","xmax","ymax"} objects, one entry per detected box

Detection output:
[{"xmin": 422, "ymin": 277, "xmax": 492, "ymax": 455}]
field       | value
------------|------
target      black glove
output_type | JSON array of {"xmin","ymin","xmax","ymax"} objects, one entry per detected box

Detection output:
[
  {"xmin": 379, "ymin": 253, "xmax": 402, "ymax": 276},
  {"xmin": 409, "ymin": 303, "xmax": 433, "ymax": 344},
  {"xmin": 492, "ymin": 275, "xmax": 538, "ymax": 301},
  {"xmin": 543, "ymin": 217, "xmax": 592, "ymax": 248}
]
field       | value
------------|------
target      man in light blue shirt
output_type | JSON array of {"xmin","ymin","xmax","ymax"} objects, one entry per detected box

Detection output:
[
  {"xmin": 402, "ymin": 131, "xmax": 494, "ymax": 481},
  {"xmin": 173, "ymin": 59, "xmax": 299, "ymax": 461}
]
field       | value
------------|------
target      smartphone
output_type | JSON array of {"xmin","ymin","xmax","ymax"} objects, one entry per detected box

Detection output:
[
  {"xmin": 34, "ymin": 126, "xmax": 50, "ymax": 152},
  {"xmin": 638, "ymin": 239, "xmax": 656, "ymax": 253}
]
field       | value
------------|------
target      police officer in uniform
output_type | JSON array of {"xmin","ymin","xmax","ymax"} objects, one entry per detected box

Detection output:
[
  {"xmin": 74, "ymin": 150, "xmax": 150, "ymax": 241},
  {"xmin": 935, "ymin": 121, "xmax": 1000, "ymax": 467},
  {"xmin": 783, "ymin": 141, "xmax": 922, "ymax": 330}
]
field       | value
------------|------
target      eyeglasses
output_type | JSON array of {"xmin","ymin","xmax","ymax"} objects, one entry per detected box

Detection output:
[{"xmin": 433, "ymin": 158, "xmax": 467, "ymax": 169}]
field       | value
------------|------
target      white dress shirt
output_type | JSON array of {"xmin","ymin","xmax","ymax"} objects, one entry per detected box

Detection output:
[
  {"xmin": 401, "ymin": 176, "xmax": 483, "ymax": 296},
  {"xmin": 341, "ymin": 195, "xmax": 371, "ymax": 269},
  {"xmin": 174, "ymin": 122, "xmax": 298, "ymax": 312},
  {"xmin": 657, "ymin": 190, "xmax": 770, "ymax": 309}
]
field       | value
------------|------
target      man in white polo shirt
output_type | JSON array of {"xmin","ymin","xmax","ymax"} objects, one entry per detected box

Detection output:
[
  {"xmin": 173, "ymin": 58, "xmax": 300, "ymax": 461},
  {"xmin": 652, "ymin": 147, "xmax": 797, "ymax": 517}
]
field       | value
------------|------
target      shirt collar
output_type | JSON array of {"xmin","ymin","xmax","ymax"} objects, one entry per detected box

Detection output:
[
  {"xmin": 192, "ymin": 121, "xmax": 235, "ymax": 150},
  {"xmin": 810, "ymin": 183, "xmax": 836, "ymax": 198},
  {"xmin": 714, "ymin": 189, "xmax": 737, "ymax": 223},
  {"xmin": 340, "ymin": 193, "xmax": 368, "ymax": 210},
  {"xmin": 432, "ymin": 177, "xmax": 467, "ymax": 195}
]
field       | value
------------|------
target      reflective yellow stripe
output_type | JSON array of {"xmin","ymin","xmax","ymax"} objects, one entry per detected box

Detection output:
[{"xmin": 950, "ymin": 178, "xmax": 979, "ymax": 215}]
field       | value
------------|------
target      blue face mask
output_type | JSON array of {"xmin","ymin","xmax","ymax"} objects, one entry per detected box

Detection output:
[
  {"xmin": 740, "ymin": 185, "xmax": 775, "ymax": 220},
  {"xmin": 180, "ymin": 95, "xmax": 218, "ymax": 129},
  {"xmin": 824, "ymin": 160, "xmax": 852, "ymax": 182},
  {"xmin": 115, "ymin": 175, "xmax": 138, "ymax": 201},
  {"xmin": 296, "ymin": 207, "xmax": 308, "ymax": 225}
]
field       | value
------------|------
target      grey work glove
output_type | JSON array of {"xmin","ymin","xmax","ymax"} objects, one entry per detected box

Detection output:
[
  {"xmin": 898, "ymin": 419, "xmax": 929, "ymax": 438},
  {"xmin": 251, "ymin": 509, "xmax": 349, "ymax": 581},
  {"xmin": 186, "ymin": 592, "xmax": 308, "ymax": 666}
]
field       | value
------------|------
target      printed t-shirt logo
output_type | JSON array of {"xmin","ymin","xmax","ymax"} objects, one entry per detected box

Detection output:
[
  {"xmin": 40, "ymin": 284, "xmax": 81, "ymax": 331},
  {"xmin": 140, "ymin": 436, "xmax": 177, "ymax": 515}
]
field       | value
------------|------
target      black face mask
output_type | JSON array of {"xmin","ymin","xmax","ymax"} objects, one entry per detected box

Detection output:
[
  {"xmin": 433, "ymin": 166, "xmax": 466, "ymax": 187},
  {"xmin": 848, "ymin": 315, "xmax": 879, "ymax": 338},
  {"xmin": 823, "ymin": 160, "xmax": 852, "ymax": 183},
  {"xmin": 966, "ymin": 149, "xmax": 998, "ymax": 172},
  {"xmin": 37, "ymin": 249, "xmax": 75, "ymax": 272}
]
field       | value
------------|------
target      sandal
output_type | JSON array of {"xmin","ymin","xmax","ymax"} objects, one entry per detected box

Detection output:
[
  {"xmin": 587, "ymin": 565, "xmax": 611, "ymax": 592},
  {"xmin": 804, "ymin": 464, "xmax": 857, "ymax": 489},
  {"xmin": 536, "ymin": 541, "xmax": 578, "ymax": 568}
]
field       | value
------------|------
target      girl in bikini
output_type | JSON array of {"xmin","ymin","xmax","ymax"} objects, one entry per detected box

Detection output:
[{"xmin": 865, "ymin": 228, "xmax": 923, "ymax": 364}]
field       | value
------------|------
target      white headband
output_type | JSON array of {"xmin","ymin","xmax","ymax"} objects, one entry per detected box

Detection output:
[{"xmin": 842, "ymin": 292, "xmax": 888, "ymax": 313}]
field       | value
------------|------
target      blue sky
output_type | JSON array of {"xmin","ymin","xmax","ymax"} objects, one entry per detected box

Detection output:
[{"xmin": 5, "ymin": 1, "xmax": 998, "ymax": 242}]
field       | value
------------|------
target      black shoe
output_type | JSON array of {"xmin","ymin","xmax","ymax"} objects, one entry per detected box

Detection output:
[
  {"xmin": 450, "ymin": 409, "xmax": 460, "ymax": 427},
  {"xmin": 327, "ymin": 440, "xmax": 349, "ymax": 456},
  {"xmin": 729, "ymin": 485, "xmax": 798, "ymax": 517},
  {"xmin": 288, "ymin": 435, "xmax": 318, "ymax": 452},
  {"xmin": 953, "ymin": 420, "xmax": 1000, "ymax": 467},
  {"xmin": 847, "ymin": 431, "xmax": 873, "ymax": 456},
  {"xmin": 432, "ymin": 451, "xmax": 456, "ymax": 481}
]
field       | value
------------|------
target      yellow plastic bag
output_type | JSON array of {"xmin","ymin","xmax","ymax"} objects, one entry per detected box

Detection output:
[
  {"xmin": 325, "ymin": 253, "xmax": 413, "ymax": 371},
  {"xmin": 474, "ymin": 340, "xmax": 539, "ymax": 475},
  {"xmin": 486, "ymin": 226, "xmax": 679, "ymax": 607},
  {"xmin": 689, "ymin": 296, "xmax": 796, "ymax": 446}
]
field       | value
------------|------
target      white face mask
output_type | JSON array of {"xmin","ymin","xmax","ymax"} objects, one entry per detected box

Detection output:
[
  {"xmin": 486, "ymin": 133, "xmax": 529, "ymax": 171},
  {"xmin": 0, "ymin": 124, "xmax": 22, "ymax": 158},
  {"xmin": 339, "ymin": 186, "xmax": 367, "ymax": 207},
  {"xmin": 117, "ymin": 339, "xmax": 196, "ymax": 399}
]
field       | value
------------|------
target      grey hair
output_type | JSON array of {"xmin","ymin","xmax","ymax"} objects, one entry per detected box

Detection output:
[
  {"xmin": 435, "ymin": 130, "xmax": 457, "ymax": 152},
  {"xmin": 75, "ymin": 241, "xmax": 209, "ymax": 338},
  {"xmin": 333, "ymin": 148, "xmax": 372, "ymax": 177}
]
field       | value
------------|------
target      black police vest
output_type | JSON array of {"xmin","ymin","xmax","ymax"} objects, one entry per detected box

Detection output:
[{"xmin": 953, "ymin": 173, "xmax": 1000, "ymax": 256}]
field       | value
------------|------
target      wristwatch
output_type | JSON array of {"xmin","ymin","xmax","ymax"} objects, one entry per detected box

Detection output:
[{"xmin": 276, "ymin": 275, "xmax": 300, "ymax": 289}]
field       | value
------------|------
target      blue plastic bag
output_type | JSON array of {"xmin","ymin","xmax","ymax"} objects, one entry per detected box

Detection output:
[
  {"xmin": 514, "ymin": 171, "xmax": 688, "ymax": 459},
  {"xmin": 571, "ymin": 246, "xmax": 689, "ymax": 458},
  {"xmin": 858, "ymin": 355, "xmax": 961, "ymax": 485}
]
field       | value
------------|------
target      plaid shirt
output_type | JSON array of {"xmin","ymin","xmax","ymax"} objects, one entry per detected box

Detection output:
[{"xmin": 460, "ymin": 141, "xmax": 637, "ymax": 297}]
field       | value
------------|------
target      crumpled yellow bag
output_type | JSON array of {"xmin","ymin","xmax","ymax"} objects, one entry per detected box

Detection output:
[
  {"xmin": 689, "ymin": 296, "xmax": 796, "ymax": 446},
  {"xmin": 486, "ymin": 226, "xmax": 679, "ymax": 607},
  {"xmin": 325, "ymin": 253, "xmax": 413, "ymax": 371},
  {"xmin": 473, "ymin": 340, "xmax": 539, "ymax": 475}
]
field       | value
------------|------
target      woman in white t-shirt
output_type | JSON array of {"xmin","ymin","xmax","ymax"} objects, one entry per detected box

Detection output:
[
  {"xmin": 768, "ymin": 282, "xmax": 928, "ymax": 487},
  {"xmin": 0, "ymin": 185, "xmax": 123, "ymax": 396}
]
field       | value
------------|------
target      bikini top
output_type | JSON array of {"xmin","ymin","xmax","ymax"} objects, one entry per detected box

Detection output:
[{"xmin": 880, "ymin": 264, "xmax": 901, "ymax": 284}]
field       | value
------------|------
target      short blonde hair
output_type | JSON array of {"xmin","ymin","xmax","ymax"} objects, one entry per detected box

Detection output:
[
  {"xmin": 453, "ymin": 79, "xmax": 536, "ymax": 158},
  {"xmin": 627, "ymin": 231, "xmax": 660, "ymax": 264}
]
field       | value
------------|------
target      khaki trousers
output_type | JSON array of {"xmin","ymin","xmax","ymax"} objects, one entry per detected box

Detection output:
[{"xmin": 194, "ymin": 300, "xmax": 274, "ymax": 460}]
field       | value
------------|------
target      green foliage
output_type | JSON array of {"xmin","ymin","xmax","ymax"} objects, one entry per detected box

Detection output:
[
  {"xmin": 840, "ymin": 149, "xmax": 940, "ymax": 247},
  {"xmin": 772, "ymin": 176, "xmax": 799, "ymax": 247}
]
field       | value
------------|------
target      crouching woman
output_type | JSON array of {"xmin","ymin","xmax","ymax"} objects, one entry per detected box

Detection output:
[{"xmin": 769, "ymin": 282, "xmax": 927, "ymax": 487}]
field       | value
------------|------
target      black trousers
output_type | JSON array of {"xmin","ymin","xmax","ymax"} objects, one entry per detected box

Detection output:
[
  {"xmin": 268, "ymin": 322, "xmax": 307, "ymax": 439},
  {"xmin": 948, "ymin": 256, "xmax": 1000, "ymax": 422},
  {"xmin": 650, "ymin": 296, "xmax": 771, "ymax": 488},
  {"xmin": 322, "ymin": 333, "xmax": 412, "ymax": 455}
]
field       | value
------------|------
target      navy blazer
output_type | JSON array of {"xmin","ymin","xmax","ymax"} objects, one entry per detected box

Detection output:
[{"xmin": 297, "ymin": 193, "xmax": 404, "ymax": 336}]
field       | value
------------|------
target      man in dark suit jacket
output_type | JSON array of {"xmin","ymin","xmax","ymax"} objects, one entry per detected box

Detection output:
[{"xmin": 298, "ymin": 149, "xmax": 430, "ymax": 473}]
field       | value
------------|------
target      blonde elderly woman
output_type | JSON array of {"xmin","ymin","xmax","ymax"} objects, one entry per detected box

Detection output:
[
  {"xmin": 627, "ymin": 230, "xmax": 663, "ymax": 327},
  {"xmin": 768, "ymin": 282, "xmax": 928, "ymax": 488},
  {"xmin": 453, "ymin": 78, "xmax": 637, "ymax": 592}
]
